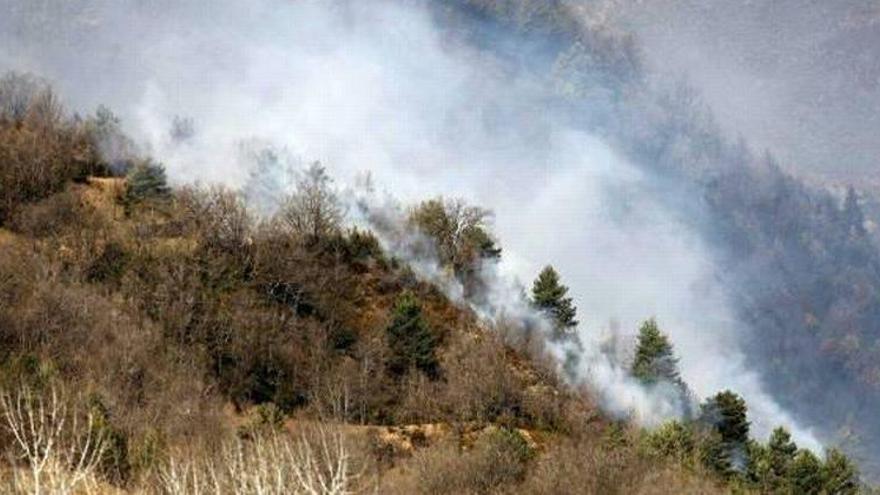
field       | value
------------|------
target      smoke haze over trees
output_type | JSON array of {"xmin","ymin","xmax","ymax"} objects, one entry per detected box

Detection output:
[{"xmin": 2, "ymin": 0, "xmax": 880, "ymax": 489}]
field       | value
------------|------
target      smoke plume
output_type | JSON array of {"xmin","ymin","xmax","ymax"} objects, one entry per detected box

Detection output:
[{"xmin": 0, "ymin": 0, "xmax": 829, "ymax": 454}]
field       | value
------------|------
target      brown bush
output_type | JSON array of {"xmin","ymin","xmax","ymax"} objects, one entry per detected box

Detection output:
[
  {"xmin": 518, "ymin": 431, "xmax": 725, "ymax": 495},
  {"xmin": 8, "ymin": 188, "xmax": 98, "ymax": 238},
  {"xmin": 0, "ymin": 73, "xmax": 103, "ymax": 224},
  {"xmin": 412, "ymin": 428, "xmax": 532, "ymax": 495},
  {"xmin": 439, "ymin": 332, "xmax": 524, "ymax": 425}
]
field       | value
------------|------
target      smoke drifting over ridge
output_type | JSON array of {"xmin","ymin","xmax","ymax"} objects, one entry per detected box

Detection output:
[
  {"xmin": 0, "ymin": 0, "xmax": 827, "ymax": 453},
  {"xmin": 614, "ymin": 0, "xmax": 880, "ymax": 185}
]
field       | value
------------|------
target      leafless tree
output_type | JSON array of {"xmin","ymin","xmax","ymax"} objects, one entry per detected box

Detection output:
[
  {"xmin": 159, "ymin": 426, "xmax": 365, "ymax": 495},
  {"xmin": 280, "ymin": 162, "xmax": 344, "ymax": 242},
  {"xmin": 0, "ymin": 384, "xmax": 108, "ymax": 495}
]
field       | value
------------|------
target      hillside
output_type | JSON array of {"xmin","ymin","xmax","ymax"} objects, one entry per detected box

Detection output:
[
  {"xmin": 436, "ymin": 0, "xmax": 880, "ymax": 479},
  {"xmin": 1, "ymin": 0, "xmax": 878, "ymax": 492},
  {"xmin": 0, "ymin": 79, "xmax": 868, "ymax": 492},
  {"xmin": 0, "ymin": 128, "xmax": 737, "ymax": 492}
]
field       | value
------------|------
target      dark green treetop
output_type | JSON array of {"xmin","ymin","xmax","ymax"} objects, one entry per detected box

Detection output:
[
  {"xmin": 822, "ymin": 448, "xmax": 859, "ymax": 495},
  {"xmin": 531, "ymin": 265, "xmax": 578, "ymax": 339},
  {"xmin": 701, "ymin": 390, "xmax": 749, "ymax": 447},
  {"xmin": 631, "ymin": 318, "xmax": 681, "ymax": 385},
  {"xmin": 125, "ymin": 160, "xmax": 170, "ymax": 203},
  {"xmin": 386, "ymin": 291, "xmax": 438, "ymax": 378}
]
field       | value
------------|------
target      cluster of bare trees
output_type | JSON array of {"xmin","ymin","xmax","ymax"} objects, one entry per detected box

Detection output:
[
  {"xmin": 159, "ymin": 425, "xmax": 365, "ymax": 495},
  {"xmin": 0, "ymin": 72, "xmax": 108, "ymax": 224},
  {"xmin": 0, "ymin": 386, "xmax": 107, "ymax": 495},
  {"xmin": 0, "ymin": 384, "xmax": 366, "ymax": 495}
]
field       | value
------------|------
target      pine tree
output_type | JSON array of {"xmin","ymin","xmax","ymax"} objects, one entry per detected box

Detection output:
[
  {"xmin": 767, "ymin": 427, "xmax": 797, "ymax": 478},
  {"xmin": 631, "ymin": 319, "xmax": 681, "ymax": 385},
  {"xmin": 700, "ymin": 391, "xmax": 749, "ymax": 446},
  {"xmin": 749, "ymin": 427, "xmax": 797, "ymax": 490},
  {"xmin": 386, "ymin": 292, "xmax": 438, "ymax": 378},
  {"xmin": 125, "ymin": 160, "xmax": 170, "ymax": 203},
  {"xmin": 700, "ymin": 431, "xmax": 734, "ymax": 478},
  {"xmin": 788, "ymin": 450, "xmax": 824, "ymax": 495},
  {"xmin": 822, "ymin": 448, "xmax": 859, "ymax": 495},
  {"xmin": 699, "ymin": 390, "xmax": 749, "ymax": 477},
  {"xmin": 531, "ymin": 265, "xmax": 578, "ymax": 339}
]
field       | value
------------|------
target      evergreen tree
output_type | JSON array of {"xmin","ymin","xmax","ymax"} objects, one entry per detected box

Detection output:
[
  {"xmin": 125, "ymin": 160, "xmax": 170, "ymax": 203},
  {"xmin": 745, "ymin": 439, "xmax": 770, "ymax": 484},
  {"xmin": 700, "ymin": 391, "xmax": 749, "ymax": 446},
  {"xmin": 631, "ymin": 319, "xmax": 680, "ymax": 385},
  {"xmin": 748, "ymin": 427, "xmax": 798, "ymax": 490},
  {"xmin": 822, "ymin": 448, "xmax": 859, "ymax": 495},
  {"xmin": 386, "ymin": 292, "xmax": 438, "ymax": 378},
  {"xmin": 699, "ymin": 391, "xmax": 749, "ymax": 478},
  {"xmin": 788, "ymin": 450, "xmax": 824, "ymax": 495},
  {"xmin": 767, "ymin": 427, "xmax": 797, "ymax": 479},
  {"xmin": 531, "ymin": 265, "xmax": 578, "ymax": 339},
  {"xmin": 700, "ymin": 431, "xmax": 733, "ymax": 478}
]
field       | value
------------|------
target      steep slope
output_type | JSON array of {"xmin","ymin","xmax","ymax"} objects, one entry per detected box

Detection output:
[
  {"xmin": 0, "ymin": 172, "xmax": 739, "ymax": 493},
  {"xmin": 431, "ymin": 0, "xmax": 880, "ymax": 476}
]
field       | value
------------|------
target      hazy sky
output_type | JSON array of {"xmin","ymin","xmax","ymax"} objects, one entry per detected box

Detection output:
[{"xmin": 617, "ymin": 0, "xmax": 880, "ymax": 185}]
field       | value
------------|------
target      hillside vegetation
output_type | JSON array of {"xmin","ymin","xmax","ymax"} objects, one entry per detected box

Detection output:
[{"xmin": 0, "ymin": 71, "xmax": 868, "ymax": 494}]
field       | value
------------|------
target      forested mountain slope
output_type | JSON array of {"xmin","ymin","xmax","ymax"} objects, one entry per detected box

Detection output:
[{"xmin": 435, "ymin": 0, "xmax": 880, "ymax": 478}]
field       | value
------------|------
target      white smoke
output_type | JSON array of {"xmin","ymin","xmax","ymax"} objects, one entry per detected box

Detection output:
[{"xmin": 0, "ymin": 0, "xmax": 822, "ymax": 450}]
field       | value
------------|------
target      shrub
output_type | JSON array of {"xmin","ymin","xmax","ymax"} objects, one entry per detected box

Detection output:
[
  {"xmin": 238, "ymin": 402, "xmax": 286, "ymax": 438},
  {"xmin": 414, "ymin": 428, "xmax": 532, "ymax": 494},
  {"xmin": 0, "ymin": 384, "xmax": 109, "ymax": 494},
  {"xmin": 159, "ymin": 427, "xmax": 366, "ymax": 495},
  {"xmin": 9, "ymin": 189, "xmax": 93, "ymax": 238},
  {"xmin": 0, "ymin": 72, "xmax": 103, "ymax": 224},
  {"xmin": 86, "ymin": 241, "xmax": 129, "ymax": 284},
  {"xmin": 440, "ymin": 332, "xmax": 523, "ymax": 424},
  {"xmin": 88, "ymin": 394, "xmax": 133, "ymax": 485},
  {"xmin": 642, "ymin": 420, "xmax": 695, "ymax": 464}
]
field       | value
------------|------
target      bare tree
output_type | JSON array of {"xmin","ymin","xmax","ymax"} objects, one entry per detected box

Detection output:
[
  {"xmin": 0, "ymin": 385, "xmax": 108, "ymax": 495},
  {"xmin": 159, "ymin": 426, "xmax": 365, "ymax": 495},
  {"xmin": 409, "ymin": 197, "xmax": 500, "ymax": 273},
  {"xmin": 280, "ymin": 162, "xmax": 344, "ymax": 242}
]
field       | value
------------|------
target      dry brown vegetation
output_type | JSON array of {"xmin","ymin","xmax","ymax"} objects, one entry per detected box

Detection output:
[
  {"xmin": 0, "ymin": 173, "xmax": 734, "ymax": 494},
  {"xmin": 0, "ymin": 75, "xmax": 743, "ymax": 494}
]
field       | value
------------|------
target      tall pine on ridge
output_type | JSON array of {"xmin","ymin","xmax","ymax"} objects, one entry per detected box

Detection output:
[{"xmin": 531, "ymin": 265, "xmax": 578, "ymax": 340}]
